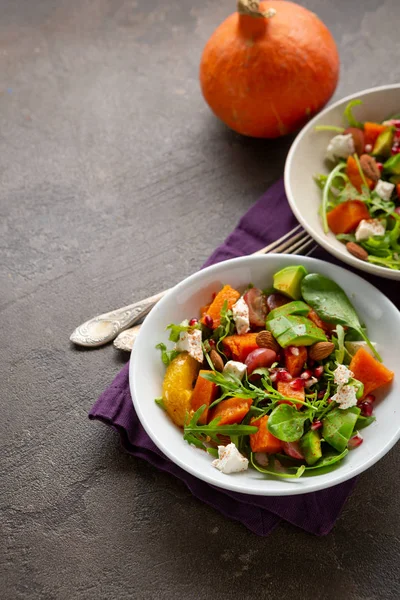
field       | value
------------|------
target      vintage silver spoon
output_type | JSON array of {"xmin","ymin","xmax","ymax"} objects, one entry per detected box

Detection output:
[{"xmin": 70, "ymin": 289, "xmax": 167, "ymax": 347}]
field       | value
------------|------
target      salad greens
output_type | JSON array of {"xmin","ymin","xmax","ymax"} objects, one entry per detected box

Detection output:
[
  {"xmin": 301, "ymin": 273, "xmax": 381, "ymax": 360},
  {"xmin": 315, "ymin": 99, "xmax": 400, "ymax": 269},
  {"xmin": 155, "ymin": 267, "xmax": 390, "ymax": 481}
]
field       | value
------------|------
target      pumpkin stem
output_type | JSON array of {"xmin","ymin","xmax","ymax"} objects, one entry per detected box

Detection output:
[{"xmin": 237, "ymin": 0, "xmax": 276, "ymax": 18}]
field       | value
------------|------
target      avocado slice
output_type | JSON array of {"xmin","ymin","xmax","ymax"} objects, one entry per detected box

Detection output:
[
  {"xmin": 383, "ymin": 153, "xmax": 400, "ymax": 175},
  {"xmin": 372, "ymin": 127, "xmax": 395, "ymax": 158},
  {"xmin": 266, "ymin": 300, "xmax": 311, "ymax": 322},
  {"xmin": 273, "ymin": 266, "xmax": 308, "ymax": 300},
  {"xmin": 266, "ymin": 314, "xmax": 327, "ymax": 348},
  {"xmin": 300, "ymin": 429, "xmax": 322, "ymax": 466},
  {"xmin": 322, "ymin": 406, "xmax": 360, "ymax": 453}
]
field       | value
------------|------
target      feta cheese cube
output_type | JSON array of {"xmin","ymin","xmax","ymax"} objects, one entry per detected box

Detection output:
[
  {"xmin": 355, "ymin": 219, "xmax": 385, "ymax": 242},
  {"xmin": 212, "ymin": 443, "xmax": 249, "ymax": 474},
  {"xmin": 232, "ymin": 297, "xmax": 250, "ymax": 335},
  {"xmin": 334, "ymin": 364, "xmax": 354, "ymax": 385},
  {"xmin": 331, "ymin": 384, "xmax": 358, "ymax": 410},
  {"xmin": 176, "ymin": 328, "xmax": 203, "ymax": 363},
  {"xmin": 326, "ymin": 134, "xmax": 355, "ymax": 162},
  {"xmin": 375, "ymin": 179, "xmax": 395, "ymax": 201},
  {"xmin": 223, "ymin": 360, "xmax": 247, "ymax": 380}
]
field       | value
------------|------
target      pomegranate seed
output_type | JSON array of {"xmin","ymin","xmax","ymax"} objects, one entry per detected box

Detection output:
[
  {"xmin": 318, "ymin": 390, "xmax": 326, "ymax": 399},
  {"xmin": 395, "ymin": 207, "xmax": 400, "ymax": 216},
  {"xmin": 276, "ymin": 369, "xmax": 292, "ymax": 383},
  {"xmin": 391, "ymin": 145, "xmax": 400, "ymax": 155},
  {"xmin": 208, "ymin": 339, "xmax": 216, "ymax": 348},
  {"xmin": 204, "ymin": 314, "xmax": 213, "ymax": 328},
  {"xmin": 311, "ymin": 420, "xmax": 322, "ymax": 430},
  {"xmin": 290, "ymin": 378, "xmax": 306, "ymax": 391},
  {"xmin": 305, "ymin": 377, "xmax": 318, "ymax": 389},
  {"xmin": 348, "ymin": 432, "xmax": 363, "ymax": 449},
  {"xmin": 189, "ymin": 318, "xmax": 198, "ymax": 326},
  {"xmin": 364, "ymin": 394, "xmax": 376, "ymax": 403},
  {"xmin": 314, "ymin": 366, "xmax": 324, "ymax": 378},
  {"xmin": 376, "ymin": 162, "xmax": 384, "ymax": 172},
  {"xmin": 300, "ymin": 369, "xmax": 312, "ymax": 380},
  {"xmin": 269, "ymin": 370, "xmax": 278, "ymax": 383},
  {"xmin": 360, "ymin": 401, "xmax": 373, "ymax": 417}
]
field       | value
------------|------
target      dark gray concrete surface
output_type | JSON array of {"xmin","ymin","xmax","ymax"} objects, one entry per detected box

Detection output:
[{"xmin": 1, "ymin": 1, "xmax": 400, "ymax": 598}]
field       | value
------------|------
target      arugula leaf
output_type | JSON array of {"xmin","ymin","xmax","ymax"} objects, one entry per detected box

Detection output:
[
  {"xmin": 315, "ymin": 125, "xmax": 345, "ymax": 133},
  {"xmin": 183, "ymin": 405, "xmax": 258, "ymax": 449},
  {"xmin": 251, "ymin": 453, "xmax": 305, "ymax": 478},
  {"xmin": 154, "ymin": 397, "xmax": 166, "ymax": 410},
  {"xmin": 206, "ymin": 447, "xmax": 219, "ymax": 458},
  {"xmin": 344, "ymin": 99, "xmax": 363, "ymax": 128},
  {"xmin": 368, "ymin": 255, "xmax": 400, "ymax": 270},
  {"xmin": 353, "ymin": 153, "xmax": 369, "ymax": 190},
  {"xmin": 200, "ymin": 371, "xmax": 265, "ymax": 406},
  {"xmin": 322, "ymin": 162, "xmax": 347, "ymax": 233},
  {"xmin": 336, "ymin": 182, "xmax": 370, "ymax": 205},
  {"xmin": 166, "ymin": 320, "xmax": 201, "ymax": 343},
  {"xmin": 301, "ymin": 274, "xmax": 382, "ymax": 361},
  {"xmin": 212, "ymin": 300, "xmax": 235, "ymax": 353},
  {"xmin": 155, "ymin": 343, "xmax": 180, "ymax": 366}
]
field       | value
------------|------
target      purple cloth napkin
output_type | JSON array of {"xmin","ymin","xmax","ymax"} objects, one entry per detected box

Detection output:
[{"xmin": 89, "ymin": 179, "xmax": 395, "ymax": 536}]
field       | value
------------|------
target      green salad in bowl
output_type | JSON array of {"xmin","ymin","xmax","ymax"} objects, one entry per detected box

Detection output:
[{"xmin": 315, "ymin": 100, "xmax": 400, "ymax": 270}]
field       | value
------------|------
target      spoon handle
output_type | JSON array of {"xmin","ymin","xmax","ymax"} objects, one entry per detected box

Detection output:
[{"xmin": 70, "ymin": 289, "xmax": 169, "ymax": 347}]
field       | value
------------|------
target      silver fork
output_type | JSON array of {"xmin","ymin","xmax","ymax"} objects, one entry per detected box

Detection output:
[{"xmin": 70, "ymin": 225, "xmax": 316, "ymax": 349}]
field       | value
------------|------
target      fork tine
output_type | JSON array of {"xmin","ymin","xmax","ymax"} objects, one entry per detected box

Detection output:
[
  {"xmin": 276, "ymin": 231, "xmax": 310, "ymax": 254},
  {"xmin": 288, "ymin": 237, "xmax": 315, "ymax": 255},
  {"xmin": 305, "ymin": 244, "xmax": 319, "ymax": 257},
  {"xmin": 252, "ymin": 224, "xmax": 302, "ymax": 255}
]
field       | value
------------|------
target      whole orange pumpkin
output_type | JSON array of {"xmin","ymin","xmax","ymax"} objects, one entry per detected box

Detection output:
[{"xmin": 200, "ymin": 0, "xmax": 340, "ymax": 138}]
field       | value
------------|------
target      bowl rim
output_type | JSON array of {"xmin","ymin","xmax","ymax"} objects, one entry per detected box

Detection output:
[
  {"xmin": 130, "ymin": 254, "xmax": 400, "ymax": 496},
  {"xmin": 284, "ymin": 83, "xmax": 400, "ymax": 281}
]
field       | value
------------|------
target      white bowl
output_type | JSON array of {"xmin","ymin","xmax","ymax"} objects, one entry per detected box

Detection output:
[
  {"xmin": 130, "ymin": 255, "xmax": 400, "ymax": 496},
  {"xmin": 285, "ymin": 84, "xmax": 400, "ymax": 281}
]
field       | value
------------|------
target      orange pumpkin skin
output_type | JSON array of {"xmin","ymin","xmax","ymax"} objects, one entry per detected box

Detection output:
[{"xmin": 200, "ymin": 1, "xmax": 340, "ymax": 138}]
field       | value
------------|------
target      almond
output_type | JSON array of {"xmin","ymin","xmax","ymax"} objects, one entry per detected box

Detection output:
[
  {"xmin": 309, "ymin": 341, "xmax": 335, "ymax": 361},
  {"xmin": 209, "ymin": 348, "xmax": 224, "ymax": 372},
  {"xmin": 256, "ymin": 330, "xmax": 279, "ymax": 353},
  {"xmin": 346, "ymin": 242, "xmax": 369, "ymax": 261},
  {"xmin": 360, "ymin": 154, "xmax": 380, "ymax": 182}
]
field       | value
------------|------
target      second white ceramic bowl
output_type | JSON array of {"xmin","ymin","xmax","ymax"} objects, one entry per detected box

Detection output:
[{"xmin": 285, "ymin": 84, "xmax": 400, "ymax": 280}]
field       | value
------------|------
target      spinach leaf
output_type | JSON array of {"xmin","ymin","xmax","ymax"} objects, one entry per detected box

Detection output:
[
  {"xmin": 267, "ymin": 404, "xmax": 309, "ymax": 442},
  {"xmin": 355, "ymin": 415, "xmax": 376, "ymax": 430},
  {"xmin": 301, "ymin": 274, "xmax": 381, "ymax": 361},
  {"xmin": 250, "ymin": 453, "xmax": 305, "ymax": 479},
  {"xmin": 303, "ymin": 449, "xmax": 348, "ymax": 470}
]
